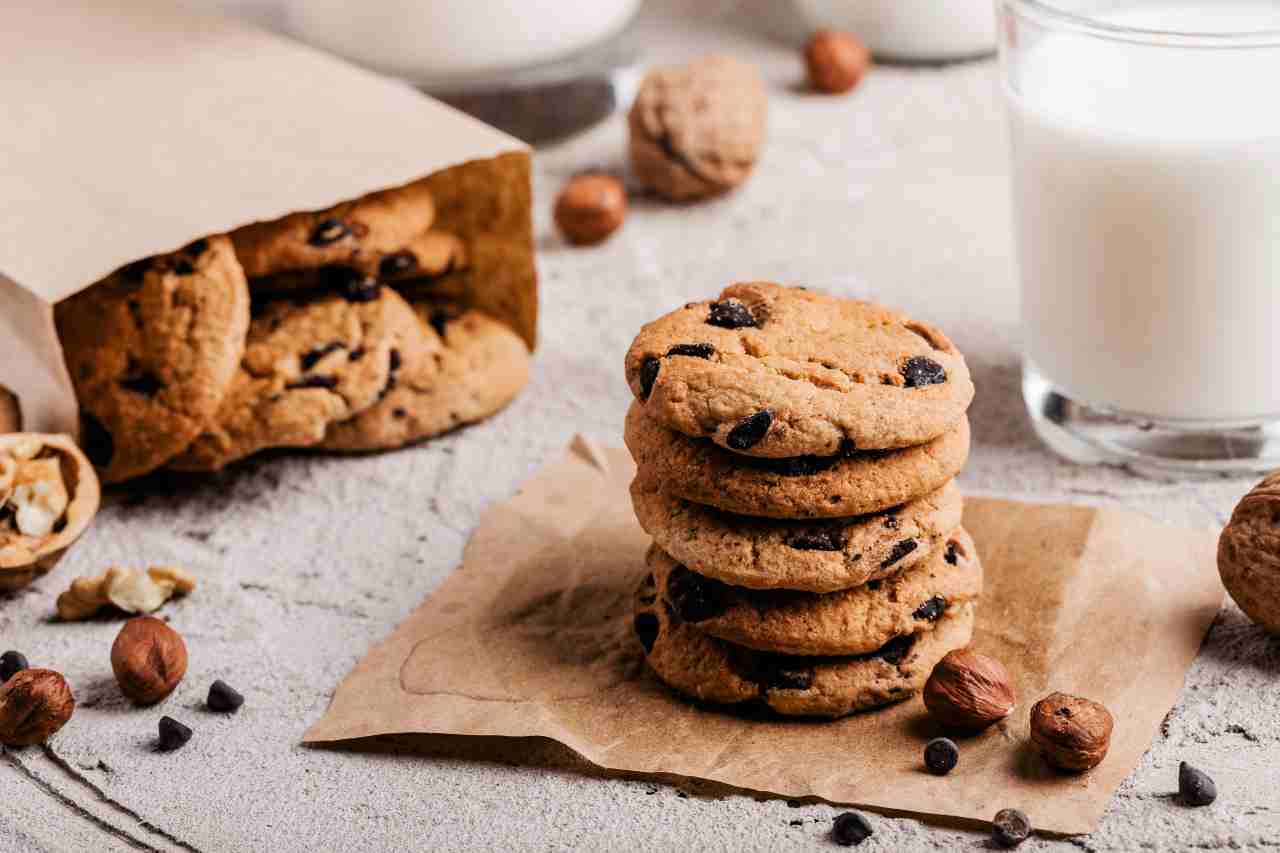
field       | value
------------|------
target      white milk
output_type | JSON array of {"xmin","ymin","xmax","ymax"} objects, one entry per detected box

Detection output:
[
  {"xmin": 1010, "ymin": 2, "xmax": 1280, "ymax": 422},
  {"xmin": 796, "ymin": 0, "xmax": 996, "ymax": 61}
]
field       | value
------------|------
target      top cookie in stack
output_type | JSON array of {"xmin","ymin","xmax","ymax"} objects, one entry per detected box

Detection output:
[
  {"xmin": 624, "ymin": 282, "xmax": 978, "ymax": 718},
  {"xmin": 54, "ymin": 184, "xmax": 530, "ymax": 483}
]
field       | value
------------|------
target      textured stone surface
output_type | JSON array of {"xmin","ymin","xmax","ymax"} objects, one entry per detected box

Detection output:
[{"xmin": 2, "ymin": 2, "xmax": 1278, "ymax": 850}]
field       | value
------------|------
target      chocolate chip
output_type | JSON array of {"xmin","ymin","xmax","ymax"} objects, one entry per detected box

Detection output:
[
  {"xmin": 992, "ymin": 808, "xmax": 1031, "ymax": 848},
  {"xmin": 120, "ymin": 258, "xmax": 151, "ymax": 282},
  {"xmin": 874, "ymin": 634, "xmax": 915, "ymax": 665},
  {"xmin": 207, "ymin": 680, "xmax": 244, "ymax": 713},
  {"xmin": 756, "ymin": 656, "xmax": 814, "ymax": 691},
  {"xmin": 300, "ymin": 342, "xmax": 344, "ymax": 371},
  {"xmin": 119, "ymin": 371, "xmax": 164, "ymax": 397},
  {"xmin": 668, "ymin": 566, "xmax": 728, "ymax": 623},
  {"xmin": 633, "ymin": 613, "xmax": 660, "ymax": 652},
  {"xmin": 393, "ymin": 408, "xmax": 407, "ymax": 419},
  {"xmin": 924, "ymin": 737, "xmax": 959, "ymax": 775},
  {"xmin": 428, "ymin": 308, "xmax": 459, "ymax": 338},
  {"xmin": 80, "ymin": 411, "xmax": 115, "ymax": 468},
  {"xmin": 342, "ymin": 274, "xmax": 381, "ymax": 303},
  {"xmin": 785, "ymin": 529, "xmax": 845, "ymax": 551},
  {"xmin": 379, "ymin": 251, "xmax": 418, "ymax": 278},
  {"xmin": 707, "ymin": 298, "xmax": 758, "ymax": 329},
  {"xmin": 831, "ymin": 812, "xmax": 873, "ymax": 846},
  {"xmin": 389, "ymin": 349, "xmax": 402, "ymax": 372},
  {"xmin": 945, "ymin": 542, "xmax": 959, "ymax": 565},
  {"xmin": 0, "ymin": 651, "xmax": 29, "ymax": 683},
  {"xmin": 912, "ymin": 596, "xmax": 947, "ymax": 622},
  {"xmin": 310, "ymin": 218, "xmax": 351, "ymax": 246},
  {"xmin": 880, "ymin": 538, "xmax": 917, "ymax": 569},
  {"xmin": 902, "ymin": 355, "xmax": 947, "ymax": 388},
  {"xmin": 183, "ymin": 238, "xmax": 209, "ymax": 258},
  {"xmin": 883, "ymin": 514, "xmax": 900, "ymax": 530},
  {"xmin": 1179, "ymin": 762, "xmax": 1217, "ymax": 807},
  {"xmin": 173, "ymin": 259, "xmax": 195, "ymax": 275},
  {"xmin": 747, "ymin": 453, "xmax": 842, "ymax": 477},
  {"xmin": 727, "ymin": 411, "xmax": 772, "ymax": 451},
  {"xmin": 286, "ymin": 375, "xmax": 338, "ymax": 390},
  {"xmin": 157, "ymin": 716, "xmax": 193, "ymax": 751},
  {"xmin": 348, "ymin": 348, "xmax": 366, "ymax": 361},
  {"xmin": 864, "ymin": 579, "xmax": 880, "ymax": 590},
  {"xmin": 666, "ymin": 343, "xmax": 715, "ymax": 359},
  {"xmin": 638, "ymin": 357, "xmax": 661, "ymax": 401}
]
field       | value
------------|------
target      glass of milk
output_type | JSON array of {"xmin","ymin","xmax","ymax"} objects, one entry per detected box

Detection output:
[{"xmin": 1000, "ymin": 0, "xmax": 1280, "ymax": 476}]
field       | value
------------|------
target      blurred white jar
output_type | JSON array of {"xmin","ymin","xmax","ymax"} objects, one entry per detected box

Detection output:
[
  {"xmin": 794, "ymin": 0, "xmax": 996, "ymax": 62},
  {"xmin": 287, "ymin": 0, "xmax": 642, "ymax": 81}
]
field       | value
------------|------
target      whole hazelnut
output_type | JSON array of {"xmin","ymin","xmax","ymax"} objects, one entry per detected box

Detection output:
[
  {"xmin": 554, "ymin": 174, "xmax": 627, "ymax": 246},
  {"xmin": 0, "ymin": 668, "xmax": 75, "ymax": 746},
  {"xmin": 923, "ymin": 648, "xmax": 1016, "ymax": 732},
  {"xmin": 805, "ymin": 30, "xmax": 871, "ymax": 95},
  {"xmin": 111, "ymin": 616, "xmax": 187, "ymax": 705},
  {"xmin": 1029, "ymin": 692, "xmax": 1113, "ymax": 772}
]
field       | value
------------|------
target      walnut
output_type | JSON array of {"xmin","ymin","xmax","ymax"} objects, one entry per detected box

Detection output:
[
  {"xmin": 1029, "ymin": 692, "xmax": 1113, "ymax": 771},
  {"xmin": 0, "ymin": 668, "xmax": 75, "ymax": 746},
  {"xmin": 923, "ymin": 648, "xmax": 1016, "ymax": 731},
  {"xmin": 57, "ymin": 565, "xmax": 197, "ymax": 621},
  {"xmin": 628, "ymin": 54, "xmax": 768, "ymax": 202},
  {"xmin": 111, "ymin": 617, "xmax": 188, "ymax": 705},
  {"xmin": 1218, "ymin": 471, "xmax": 1280, "ymax": 634},
  {"xmin": 0, "ymin": 434, "xmax": 100, "ymax": 592}
]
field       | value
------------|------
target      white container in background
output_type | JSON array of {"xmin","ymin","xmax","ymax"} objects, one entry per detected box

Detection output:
[
  {"xmin": 287, "ymin": 0, "xmax": 642, "ymax": 81},
  {"xmin": 1001, "ymin": 0, "xmax": 1280, "ymax": 475},
  {"xmin": 795, "ymin": 0, "xmax": 996, "ymax": 62}
]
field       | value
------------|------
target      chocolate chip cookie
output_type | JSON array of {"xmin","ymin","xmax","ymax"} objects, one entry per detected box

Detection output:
[
  {"xmin": 231, "ymin": 182, "xmax": 437, "ymax": 279},
  {"xmin": 55, "ymin": 236, "xmax": 250, "ymax": 482},
  {"xmin": 250, "ymin": 230, "xmax": 468, "ymax": 296},
  {"xmin": 625, "ymin": 403, "xmax": 969, "ymax": 519},
  {"xmin": 320, "ymin": 301, "xmax": 529, "ymax": 451},
  {"xmin": 634, "ymin": 574, "xmax": 975, "ymax": 717},
  {"xmin": 631, "ymin": 478, "xmax": 962, "ymax": 593},
  {"xmin": 170, "ymin": 283, "xmax": 422, "ymax": 471},
  {"xmin": 645, "ymin": 528, "xmax": 981, "ymax": 656},
  {"xmin": 625, "ymin": 282, "xmax": 974, "ymax": 458}
]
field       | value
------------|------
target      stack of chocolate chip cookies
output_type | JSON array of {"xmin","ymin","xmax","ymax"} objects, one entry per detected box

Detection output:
[
  {"xmin": 624, "ymin": 282, "xmax": 979, "ymax": 718},
  {"xmin": 55, "ymin": 183, "xmax": 530, "ymax": 483}
]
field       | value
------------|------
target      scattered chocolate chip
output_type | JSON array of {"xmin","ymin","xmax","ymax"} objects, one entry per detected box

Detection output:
[
  {"xmin": 379, "ymin": 251, "xmax": 418, "ymax": 278},
  {"xmin": 639, "ymin": 357, "xmax": 661, "ymax": 400},
  {"xmin": 157, "ymin": 716, "xmax": 193, "ymax": 752},
  {"xmin": 80, "ymin": 411, "xmax": 115, "ymax": 468},
  {"xmin": 0, "ymin": 651, "xmax": 29, "ymax": 683},
  {"xmin": 1179, "ymin": 762, "xmax": 1217, "ymax": 807},
  {"xmin": 341, "ymin": 274, "xmax": 381, "ymax": 303},
  {"xmin": 119, "ymin": 372, "xmax": 164, "ymax": 397},
  {"xmin": 754, "ymin": 655, "xmax": 813, "ymax": 691},
  {"xmin": 874, "ymin": 634, "xmax": 915, "ymax": 665},
  {"xmin": 300, "ymin": 342, "xmax": 344, "ymax": 371},
  {"xmin": 665, "ymin": 343, "xmax": 715, "ymax": 359},
  {"xmin": 912, "ymin": 596, "xmax": 948, "ymax": 622},
  {"xmin": 945, "ymin": 542, "xmax": 959, "ymax": 565},
  {"xmin": 207, "ymin": 680, "xmax": 244, "ymax": 713},
  {"xmin": 173, "ymin": 259, "xmax": 195, "ymax": 275},
  {"xmin": 286, "ymin": 375, "xmax": 339, "ymax": 390},
  {"xmin": 707, "ymin": 298, "xmax": 758, "ymax": 329},
  {"xmin": 924, "ymin": 737, "xmax": 959, "ymax": 775},
  {"xmin": 633, "ymin": 613, "xmax": 660, "ymax": 653},
  {"xmin": 831, "ymin": 811, "xmax": 873, "ymax": 846},
  {"xmin": 880, "ymin": 538, "xmax": 918, "ymax": 569},
  {"xmin": 668, "ymin": 566, "xmax": 728, "ymax": 623},
  {"xmin": 902, "ymin": 356, "xmax": 947, "ymax": 388},
  {"xmin": 182, "ymin": 238, "xmax": 209, "ymax": 258},
  {"xmin": 992, "ymin": 808, "xmax": 1031, "ymax": 848},
  {"xmin": 310, "ymin": 218, "xmax": 351, "ymax": 246},
  {"xmin": 785, "ymin": 529, "xmax": 845, "ymax": 552},
  {"xmin": 727, "ymin": 411, "xmax": 772, "ymax": 451}
]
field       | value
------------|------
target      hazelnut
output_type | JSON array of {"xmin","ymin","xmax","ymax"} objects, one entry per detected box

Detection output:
[
  {"xmin": 111, "ymin": 616, "xmax": 188, "ymax": 705},
  {"xmin": 1029, "ymin": 692, "xmax": 1113, "ymax": 771},
  {"xmin": 554, "ymin": 175, "xmax": 627, "ymax": 246},
  {"xmin": 923, "ymin": 648, "xmax": 1016, "ymax": 731},
  {"xmin": 0, "ymin": 668, "xmax": 75, "ymax": 746},
  {"xmin": 805, "ymin": 30, "xmax": 871, "ymax": 95}
]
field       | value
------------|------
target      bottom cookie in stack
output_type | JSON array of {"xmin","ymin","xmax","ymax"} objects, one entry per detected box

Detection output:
[{"xmin": 633, "ymin": 529, "xmax": 980, "ymax": 718}]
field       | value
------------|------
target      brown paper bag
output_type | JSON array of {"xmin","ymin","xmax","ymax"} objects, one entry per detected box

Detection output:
[
  {"xmin": 305, "ymin": 437, "xmax": 1224, "ymax": 835},
  {"xmin": 0, "ymin": 0, "xmax": 535, "ymax": 435}
]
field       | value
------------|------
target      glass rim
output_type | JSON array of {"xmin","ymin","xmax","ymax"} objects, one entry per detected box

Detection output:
[{"xmin": 1006, "ymin": 0, "xmax": 1280, "ymax": 48}]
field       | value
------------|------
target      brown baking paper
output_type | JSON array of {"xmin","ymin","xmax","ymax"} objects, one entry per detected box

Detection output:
[
  {"xmin": 0, "ymin": 0, "xmax": 535, "ymax": 435},
  {"xmin": 306, "ymin": 437, "xmax": 1224, "ymax": 835}
]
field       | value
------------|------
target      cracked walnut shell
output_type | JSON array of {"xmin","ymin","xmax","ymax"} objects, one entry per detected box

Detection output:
[
  {"xmin": 1218, "ymin": 471, "xmax": 1280, "ymax": 634},
  {"xmin": 628, "ymin": 53, "xmax": 767, "ymax": 202},
  {"xmin": 0, "ymin": 433, "xmax": 100, "ymax": 592}
]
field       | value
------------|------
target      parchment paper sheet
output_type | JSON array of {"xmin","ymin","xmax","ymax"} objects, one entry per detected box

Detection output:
[
  {"xmin": 0, "ymin": 0, "xmax": 533, "ymax": 435},
  {"xmin": 306, "ymin": 438, "xmax": 1224, "ymax": 835}
]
